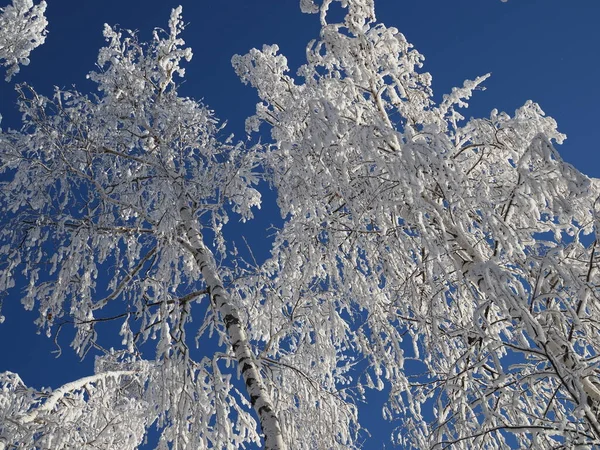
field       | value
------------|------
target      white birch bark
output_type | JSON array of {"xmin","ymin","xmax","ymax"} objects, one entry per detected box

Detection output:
[{"xmin": 179, "ymin": 204, "xmax": 286, "ymax": 450}]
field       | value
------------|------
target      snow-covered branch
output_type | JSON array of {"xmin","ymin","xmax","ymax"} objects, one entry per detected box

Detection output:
[
  {"xmin": 19, "ymin": 370, "xmax": 136, "ymax": 424},
  {"xmin": 0, "ymin": 0, "xmax": 47, "ymax": 81}
]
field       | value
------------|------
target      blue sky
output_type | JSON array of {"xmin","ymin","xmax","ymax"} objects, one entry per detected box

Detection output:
[{"xmin": 0, "ymin": 0, "xmax": 599, "ymax": 447}]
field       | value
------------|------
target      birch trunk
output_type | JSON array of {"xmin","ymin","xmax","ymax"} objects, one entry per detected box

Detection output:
[{"xmin": 179, "ymin": 205, "xmax": 286, "ymax": 450}]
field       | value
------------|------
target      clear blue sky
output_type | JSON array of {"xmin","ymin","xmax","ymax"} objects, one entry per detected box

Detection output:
[{"xmin": 0, "ymin": 0, "xmax": 598, "ymax": 447}]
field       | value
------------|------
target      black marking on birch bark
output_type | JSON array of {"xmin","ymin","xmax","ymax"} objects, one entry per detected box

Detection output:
[
  {"xmin": 224, "ymin": 313, "xmax": 240, "ymax": 329},
  {"xmin": 241, "ymin": 363, "xmax": 253, "ymax": 375},
  {"xmin": 250, "ymin": 394, "xmax": 260, "ymax": 406},
  {"xmin": 215, "ymin": 294, "xmax": 226, "ymax": 308},
  {"xmin": 259, "ymin": 405, "xmax": 273, "ymax": 415}
]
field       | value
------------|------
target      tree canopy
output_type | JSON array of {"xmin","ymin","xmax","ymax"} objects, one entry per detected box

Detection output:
[{"xmin": 1, "ymin": 1, "xmax": 599, "ymax": 449}]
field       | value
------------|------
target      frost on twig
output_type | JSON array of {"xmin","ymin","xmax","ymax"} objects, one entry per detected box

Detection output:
[{"xmin": 0, "ymin": 0, "xmax": 47, "ymax": 81}]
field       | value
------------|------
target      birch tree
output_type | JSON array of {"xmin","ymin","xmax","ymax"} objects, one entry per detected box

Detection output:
[
  {"xmin": 1, "ymin": 0, "xmax": 599, "ymax": 449},
  {"xmin": 233, "ymin": 0, "xmax": 600, "ymax": 447},
  {"xmin": 0, "ymin": 8, "xmax": 287, "ymax": 449}
]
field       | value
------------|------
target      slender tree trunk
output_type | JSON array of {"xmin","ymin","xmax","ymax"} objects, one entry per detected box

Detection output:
[{"xmin": 179, "ymin": 205, "xmax": 286, "ymax": 450}]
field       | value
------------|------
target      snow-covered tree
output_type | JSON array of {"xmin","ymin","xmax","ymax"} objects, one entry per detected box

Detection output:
[
  {"xmin": 0, "ymin": 0, "xmax": 47, "ymax": 81},
  {"xmin": 233, "ymin": 0, "xmax": 600, "ymax": 447},
  {"xmin": 1, "ymin": 1, "xmax": 599, "ymax": 449},
  {"xmin": 0, "ymin": 8, "xmax": 286, "ymax": 449}
]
